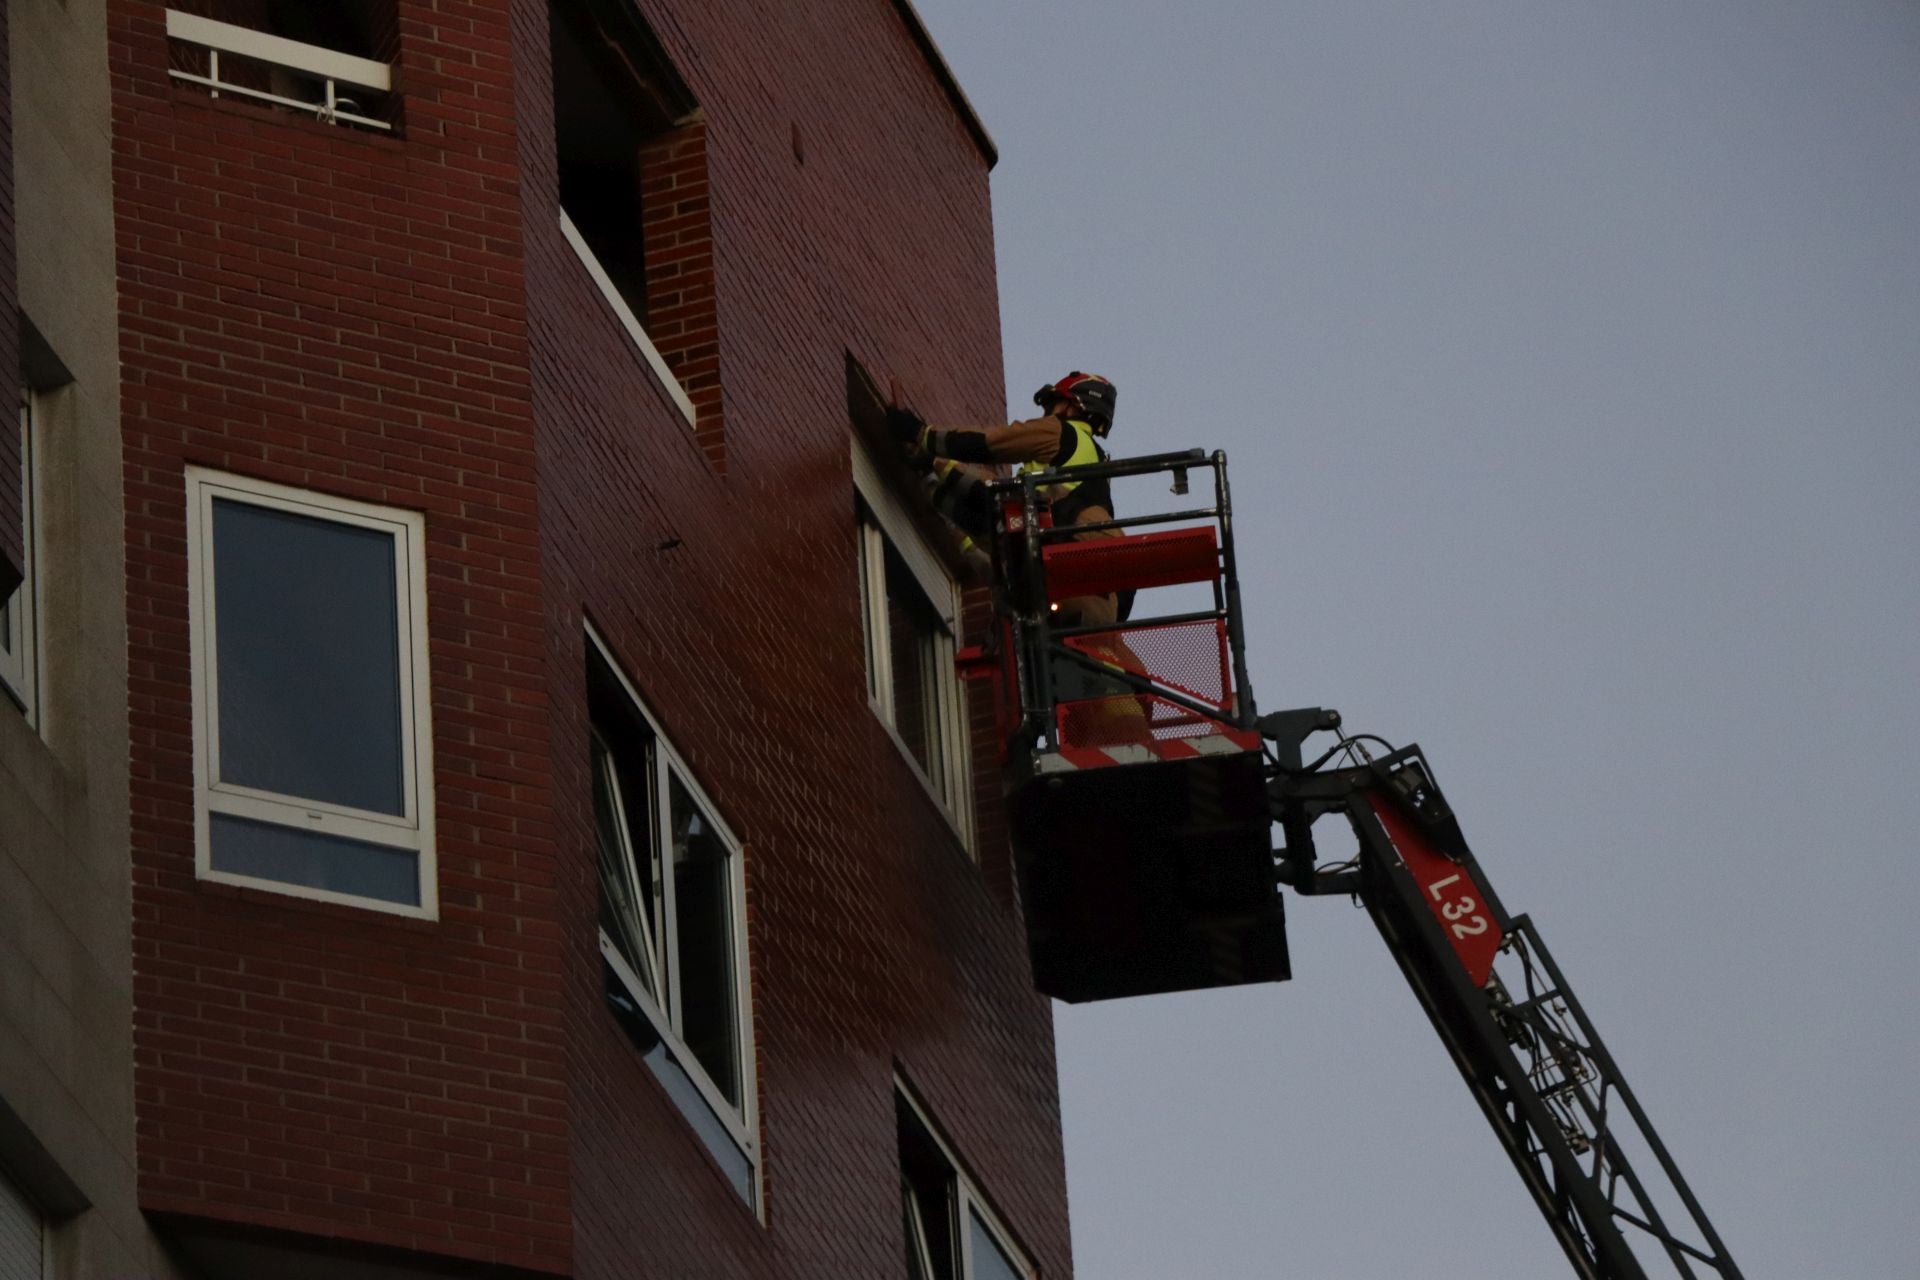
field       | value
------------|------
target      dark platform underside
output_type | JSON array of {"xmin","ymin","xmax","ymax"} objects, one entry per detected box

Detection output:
[{"xmin": 1008, "ymin": 749, "xmax": 1289, "ymax": 1003}]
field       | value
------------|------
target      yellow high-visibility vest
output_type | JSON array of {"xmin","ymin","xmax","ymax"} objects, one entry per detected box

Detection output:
[{"xmin": 1019, "ymin": 420, "xmax": 1110, "ymax": 524}]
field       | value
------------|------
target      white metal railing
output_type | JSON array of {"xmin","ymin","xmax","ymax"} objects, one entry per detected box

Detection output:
[{"xmin": 165, "ymin": 10, "xmax": 393, "ymax": 131}]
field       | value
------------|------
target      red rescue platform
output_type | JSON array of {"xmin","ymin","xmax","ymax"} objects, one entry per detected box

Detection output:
[{"xmin": 968, "ymin": 450, "xmax": 1287, "ymax": 1003}]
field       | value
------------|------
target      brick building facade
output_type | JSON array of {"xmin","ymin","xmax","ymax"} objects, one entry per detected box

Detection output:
[{"xmin": 1, "ymin": 1, "xmax": 1074, "ymax": 1276}]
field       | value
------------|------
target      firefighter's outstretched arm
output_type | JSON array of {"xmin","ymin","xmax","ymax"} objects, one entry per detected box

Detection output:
[{"xmin": 889, "ymin": 408, "xmax": 1069, "ymax": 467}]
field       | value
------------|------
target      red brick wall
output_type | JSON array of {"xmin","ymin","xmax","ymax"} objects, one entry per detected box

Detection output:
[
  {"xmin": 512, "ymin": 0, "xmax": 1070, "ymax": 1272},
  {"xmin": 113, "ymin": 0, "xmax": 569, "ymax": 1271},
  {"xmin": 638, "ymin": 119, "xmax": 726, "ymax": 472},
  {"xmin": 0, "ymin": 0, "xmax": 21, "ymax": 598},
  {"xmin": 113, "ymin": 0, "xmax": 1071, "ymax": 1272}
]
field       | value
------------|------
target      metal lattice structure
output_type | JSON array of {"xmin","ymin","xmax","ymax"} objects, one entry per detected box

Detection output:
[{"xmin": 1270, "ymin": 743, "xmax": 1745, "ymax": 1280}]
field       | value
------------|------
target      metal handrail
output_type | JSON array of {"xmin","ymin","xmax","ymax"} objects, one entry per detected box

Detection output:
[
  {"xmin": 1034, "ymin": 506, "xmax": 1225, "ymax": 539},
  {"xmin": 995, "ymin": 448, "xmax": 1258, "ymax": 748},
  {"xmin": 1041, "ymin": 641, "xmax": 1232, "ymax": 729},
  {"xmin": 166, "ymin": 9, "xmax": 394, "ymax": 131},
  {"xmin": 988, "ymin": 447, "xmax": 1211, "ymax": 490},
  {"xmin": 1049, "ymin": 607, "xmax": 1227, "ymax": 640}
]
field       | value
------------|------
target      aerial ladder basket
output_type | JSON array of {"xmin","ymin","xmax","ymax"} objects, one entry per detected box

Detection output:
[
  {"xmin": 966, "ymin": 445, "xmax": 1744, "ymax": 1278},
  {"xmin": 966, "ymin": 449, "xmax": 1288, "ymax": 1004}
]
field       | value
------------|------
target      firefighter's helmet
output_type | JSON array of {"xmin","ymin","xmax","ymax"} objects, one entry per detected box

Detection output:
[{"xmin": 1033, "ymin": 371, "xmax": 1116, "ymax": 434}]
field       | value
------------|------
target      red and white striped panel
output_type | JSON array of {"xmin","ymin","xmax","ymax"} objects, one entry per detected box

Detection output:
[{"xmin": 1033, "ymin": 728, "xmax": 1264, "ymax": 773}]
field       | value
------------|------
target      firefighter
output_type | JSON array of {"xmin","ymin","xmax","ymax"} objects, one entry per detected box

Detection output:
[
  {"xmin": 888, "ymin": 371, "xmax": 1121, "ymax": 622},
  {"xmin": 889, "ymin": 373, "xmax": 1150, "ymax": 745}
]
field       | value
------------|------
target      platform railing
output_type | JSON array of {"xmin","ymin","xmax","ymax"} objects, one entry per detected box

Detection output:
[
  {"xmin": 166, "ymin": 10, "xmax": 395, "ymax": 131},
  {"xmin": 989, "ymin": 448, "xmax": 1258, "ymax": 752}
]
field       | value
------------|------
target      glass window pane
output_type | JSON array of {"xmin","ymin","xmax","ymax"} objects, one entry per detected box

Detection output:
[
  {"xmin": 667, "ymin": 769, "xmax": 739, "ymax": 1107},
  {"xmin": 968, "ymin": 1209, "xmax": 1023, "ymax": 1280},
  {"xmin": 904, "ymin": 1184, "xmax": 940, "ymax": 1280},
  {"xmin": 594, "ymin": 736, "xmax": 661, "ymax": 1004},
  {"xmin": 1, "ymin": 403, "xmax": 32, "ymax": 713},
  {"xmin": 909, "ymin": 1178, "xmax": 957, "ymax": 1280},
  {"xmin": 210, "ymin": 812, "xmax": 419, "ymax": 905},
  {"xmin": 858, "ymin": 523, "xmax": 883, "ymax": 704},
  {"xmin": 212, "ymin": 498, "xmax": 405, "ymax": 815},
  {"xmin": 896, "ymin": 1096, "xmax": 960, "ymax": 1280},
  {"xmin": 884, "ymin": 542, "xmax": 942, "ymax": 784}
]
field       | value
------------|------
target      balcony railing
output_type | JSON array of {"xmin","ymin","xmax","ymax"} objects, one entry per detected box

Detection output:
[{"xmin": 165, "ymin": 10, "xmax": 395, "ymax": 131}]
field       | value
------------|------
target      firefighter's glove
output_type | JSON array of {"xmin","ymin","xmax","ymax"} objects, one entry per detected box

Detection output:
[
  {"xmin": 926, "ymin": 457, "xmax": 963, "ymax": 494},
  {"xmin": 886, "ymin": 405, "xmax": 926, "ymax": 443},
  {"xmin": 920, "ymin": 459, "xmax": 959, "ymax": 506},
  {"xmin": 924, "ymin": 459, "xmax": 994, "ymax": 537},
  {"xmin": 956, "ymin": 534, "xmax": 992, "ymax": 580},
  {"xmin": 888, "ymin": 408, "xmax": 932, "ymax": 469}
]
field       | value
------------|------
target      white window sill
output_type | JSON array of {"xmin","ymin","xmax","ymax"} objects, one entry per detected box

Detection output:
[
  {"xmin": 600, "ymin": 930, "xmax": 763, "ymax": 1217},
  {"xmin": 558, "ymin": 209, "xmax": 698, "ymax": 429}
]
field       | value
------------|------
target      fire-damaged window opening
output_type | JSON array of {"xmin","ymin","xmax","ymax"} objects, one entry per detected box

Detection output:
[
  {"xmin": 896, "ymin": 1085, "xmax": 1035, "ymax": 1280},
  {"xmin": 185, "ymin": 468, "xmax": 437, "ymax": 916},
  {"xmin": 853, "ymin": 432, "xmax": 976, "ymax": 854},
  {"xmin": 164, "ymin": 2, "xmax": 400, "ymax": 131},
  {"xmin": 1, "ymin": 395, "xmax": 41, "ymax": 726},
  {"xmin": 549, "ymin": 0, "xmax": 703, "ymax": 427},
  {"xmin": 587, "ymin": 627, "xmax": 761, "ymax": 1214}
]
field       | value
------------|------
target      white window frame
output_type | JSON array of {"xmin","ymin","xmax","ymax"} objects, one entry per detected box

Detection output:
[
  {"xmin": 0, "ymin": 394, "xmax": 41, "ymax": 725},
  {"xmin": 588, "ymin": 624, "xmax": 760, "ymax": 1213},
  {"xmin": 164, "ymin": 10, "xmax": 395, "ymax": 131},
  {"xmin": 186, "ymin": 467, "xmax": 437, "ymax": 917},
  {"xmin": 558, "ymin": 210, "xmax": 698, "ymax": 429},
  {"xmin": 896, "ymin": 1081, "xmax": 1037, "ymax": 1280},
  {"xmin": 852, "ymin": 436, "xmax": 975, "ymax": 850}
]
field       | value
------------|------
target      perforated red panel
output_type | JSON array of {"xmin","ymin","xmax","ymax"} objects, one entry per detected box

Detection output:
[{"xmin": 1064, "ymin": 619, "xmax": 1230, "ymax": 710}]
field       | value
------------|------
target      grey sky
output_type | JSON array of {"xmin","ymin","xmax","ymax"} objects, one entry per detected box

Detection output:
[{"xmin": 911, "ymin": 2, "xmax": 1919, "ymax": 1276}]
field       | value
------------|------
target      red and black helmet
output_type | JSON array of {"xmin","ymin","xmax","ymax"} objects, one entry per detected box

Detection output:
[{"xmin": 1033, "ymin": 371, "xmax": 1116, "ymax": 433}]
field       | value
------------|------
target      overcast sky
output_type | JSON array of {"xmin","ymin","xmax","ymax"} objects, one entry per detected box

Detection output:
[{"xmin": 911, "ymin": 2, "xmax": 1919, "ymax": 1276}]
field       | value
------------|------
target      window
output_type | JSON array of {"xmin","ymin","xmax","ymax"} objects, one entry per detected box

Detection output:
[
  {"xmin": 0, "ymin": 1166, "xmax": 44, "ymax": 1280},
  {"xmin": 589, "ymin": 629, "xmax": 759, "ymax": 1209},
  {"xmin": 0, "ymin": 396, "xmax": 39, "ymax": 723},
  {"xmin": 853, "ymin": 437, "xmax": 974, "ymax": 848},
  {"xmin": 549, "ymin": 0, "xmax": 706, "ymax": 431},
  {"xmin": 165, "ymin": 3, "xmax": 398, "ymax": 131},
  {"xmin": 186, "ymin": 469, "xmax": 435, "ymax": 914},
  {"xmin": 897, "ymin": 1088, "xmax": 1033, "ymax": 1280},
  {"xmin": 549, "ymin": 0, "xmax": 692, "ymax": 324}
]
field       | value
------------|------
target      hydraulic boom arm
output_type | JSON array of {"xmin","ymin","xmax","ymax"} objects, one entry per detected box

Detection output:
[{"xmin": 1265, "ymin": 719, "xmax": 1744, "ymax": 1280}]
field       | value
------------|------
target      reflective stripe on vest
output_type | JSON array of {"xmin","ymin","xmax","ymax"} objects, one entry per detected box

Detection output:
[{"xmin": 1018, "ymin": 420, "xmax": 1105, "ymax": 490}]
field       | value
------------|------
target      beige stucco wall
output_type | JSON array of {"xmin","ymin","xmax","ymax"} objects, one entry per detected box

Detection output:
[{"xmin": 1, "ymin": 1, "xmax": 182, "ymax": 1274}]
